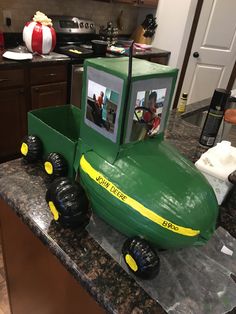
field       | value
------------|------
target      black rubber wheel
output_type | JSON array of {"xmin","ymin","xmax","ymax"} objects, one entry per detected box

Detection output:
[
  {"xmin": 20, "ymin": 135, "xmax": 42, "ymax": 162},
  {"xmin": 122, "ymin": 237, "xmax": 160, "ymax": 279},
  {"xmin": 46, "ymin": 177, "xmax": 90, "ymax": 229},
  {"xmin": 44, "ymin": 152, "xmax": 67, "ymax": 179}
]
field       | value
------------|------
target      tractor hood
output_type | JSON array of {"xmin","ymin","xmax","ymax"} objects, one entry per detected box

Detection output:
[
  {"xmin": 80, "ymin": 139, "xmax": 219, "ymax": 248},
  {"xmin": 115, "ymin": 139, "xmax": 219, "ymax": 240}
]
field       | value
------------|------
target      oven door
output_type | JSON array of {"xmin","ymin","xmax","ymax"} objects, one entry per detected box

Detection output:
[{"xmin": 70, "ymin": 64, "xmax": 84, "ymax": 108}]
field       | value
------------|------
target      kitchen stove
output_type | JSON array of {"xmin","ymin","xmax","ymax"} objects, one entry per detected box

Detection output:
[
  {"xmin": 50, "ymin": 15, "xmax": 100, "ymax": 107},
  {"xmin": 50, "ymin": 15, "xmax": 99, "ymax": 61}
]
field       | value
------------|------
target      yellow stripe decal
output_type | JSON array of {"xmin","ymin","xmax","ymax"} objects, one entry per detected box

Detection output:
[{"xmin": 80, "ymin": 155, "xmax": 200, "ymax": 237}]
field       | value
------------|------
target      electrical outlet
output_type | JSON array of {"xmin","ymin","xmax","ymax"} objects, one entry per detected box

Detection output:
[{"xmin": 3, "ymin": 10, "xmax": 12, "ymax": 26}]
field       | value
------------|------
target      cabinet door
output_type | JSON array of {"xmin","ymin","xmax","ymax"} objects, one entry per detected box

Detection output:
[
  {"xmin": 0, "ymin": 88, "xmax": 27, "ymax": 162},
  {"xmin": 31, "ymin": 82, "xmax": 67, "ymax": 109}
]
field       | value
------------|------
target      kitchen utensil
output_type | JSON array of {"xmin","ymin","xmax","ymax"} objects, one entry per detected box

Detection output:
[{"xmin": 131, "ymin": 14, "xmax": 158, "ymax": 44}]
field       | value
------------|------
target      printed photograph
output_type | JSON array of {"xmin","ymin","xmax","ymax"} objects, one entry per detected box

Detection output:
[
  {"xmin": 131, "ymin": 88, "xmax": 167, "ymax": 141},
  {"xmin": 86, "ymin": 80, "xmax": 119, "ymax": 134}
]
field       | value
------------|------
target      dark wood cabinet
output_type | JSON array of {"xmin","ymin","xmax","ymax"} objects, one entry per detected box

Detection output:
[
  {"xmin": 31, "ymin": 82, "xmax": 67, "ymax": 109},
  {"xmin": 149, "ymin": 55, "xmax": 169, "ymax": 65},
  {"xmin": 0, "ymin": 88, "xmax": 27, "ymax": 162},
  {"xmin": 135, "ymin": 52, "xmax": 170, "ymax": 65},
  {"xmin": 138, "ymin": 0, "xmax": 158, "ymax": 7},
  {"xmin": 0, "ymin": 62, "xmax": 68, "ymax": 162},
  {"xmin": 113, "ymin": 0, "xmax": 158, "ymax": 8},
  {"xmin": 30, "ymin": 64, "xmax": 67, "ymax": 109},
  {"xmin": 30, "ymin": 64, "xmax": 67, "ymax": 85}
]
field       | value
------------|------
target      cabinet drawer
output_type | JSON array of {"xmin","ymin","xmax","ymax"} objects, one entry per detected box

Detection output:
[
  {"xmin": 31, "ymin": 82, "xmax": 67, "ymax": 109},
  {"xmin": 0, "ymin": 68, "xmax": 25, "ymax": 88},
  {"xmin": 30, "ymin": 64, "xmax": 67, "ymax": 85}
]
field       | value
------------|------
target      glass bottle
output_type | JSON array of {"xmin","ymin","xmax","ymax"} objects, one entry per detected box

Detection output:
[{"xmin": 177, "ymin": 93, "xmax": 188, "ymax": 113}]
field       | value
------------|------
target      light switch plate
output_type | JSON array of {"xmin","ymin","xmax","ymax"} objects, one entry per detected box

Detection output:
[{"xmin": 3, "ymin": 10, "xmax": 12, "ymax": 26}]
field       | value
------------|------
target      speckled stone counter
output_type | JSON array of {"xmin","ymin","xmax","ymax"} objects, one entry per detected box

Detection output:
[
  {"xmin": 0, "ymin": 108, "xmax": 235, "ymax": 313},
  {"xmin": 0, "ymin": 53, "xmax": 69, "ymax": 68}
]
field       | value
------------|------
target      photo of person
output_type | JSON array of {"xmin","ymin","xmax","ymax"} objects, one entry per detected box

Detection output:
[
  {"xmin": 131, "ymin": 88, "xmax": 167, "ymax": 141},
  {"xmin": 86, "ymin": 80, "xmax": 119, "ymax": 134}
]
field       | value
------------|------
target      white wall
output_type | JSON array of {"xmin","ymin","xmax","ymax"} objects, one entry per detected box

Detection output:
[{"xmin": 152, "ymin": 0, "xmax": 197, "ymax": 68}]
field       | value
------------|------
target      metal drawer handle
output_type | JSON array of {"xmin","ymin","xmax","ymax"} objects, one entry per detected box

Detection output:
[
  {"xmin": 74, "ymin": 68, "xmax": 84, "ymax": 73},
  {"xmin": 0, "ymin": 78, "xmax": 10, "ymax": 83},
  {"xmin": 47, "ymin": 73, "xmax": 56, "ymax": 77}
]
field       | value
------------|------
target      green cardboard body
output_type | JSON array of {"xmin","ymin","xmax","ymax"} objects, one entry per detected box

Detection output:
[
  {"xmin": 28, "ymin": 105, "xmax": 81, "ymax": 178},
  {"xmin": 27, "ymin": 57, "xmax": 219, "ymax": 249}
]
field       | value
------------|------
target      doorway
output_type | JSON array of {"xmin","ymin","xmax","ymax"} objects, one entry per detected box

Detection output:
[{"xmin": 178, "ymin": 0, "xmax": 236, "ymax": 105}]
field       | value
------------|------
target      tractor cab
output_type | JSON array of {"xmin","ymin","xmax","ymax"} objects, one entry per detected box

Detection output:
[{"xmin": 78, "ymin": 57, "xmax": 178, "ymax": 164}]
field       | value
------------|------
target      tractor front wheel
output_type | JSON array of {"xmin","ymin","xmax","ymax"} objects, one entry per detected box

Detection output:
[
  {"xmin": 46, "ymin": 177, "xmax": 90, "ymax": 229},
  {"xmin": 122, "ymin": 237, "xmax": 160, "ymax": 279}
]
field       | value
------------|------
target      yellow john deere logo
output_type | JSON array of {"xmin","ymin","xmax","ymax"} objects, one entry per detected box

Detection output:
[{"xmin": 80, "ymin": 155, "xmax": 200, "ymax": 237}]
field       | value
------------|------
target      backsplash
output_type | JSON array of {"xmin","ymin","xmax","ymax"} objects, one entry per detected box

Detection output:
[{"xmin": 0, "ymin": 0, "xmax": 139, "ymax": 34}]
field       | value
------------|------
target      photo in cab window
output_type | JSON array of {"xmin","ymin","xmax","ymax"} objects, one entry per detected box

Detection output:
[
  {"xmin": 86, "ymin": 80, "xmax": 119, "ymax": 134},
  {"xmin": 130, "ymin": 88, "xmax": 167, "ymax": 142}
]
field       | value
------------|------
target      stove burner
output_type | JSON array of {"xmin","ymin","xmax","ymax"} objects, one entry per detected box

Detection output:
[
  {"xmin": 80, "ymin": 44, "xmax": 92, "ymax": 50},
  {"xmin": 58, "ymin": 44, "xmax": 93, "ymax": 59}
]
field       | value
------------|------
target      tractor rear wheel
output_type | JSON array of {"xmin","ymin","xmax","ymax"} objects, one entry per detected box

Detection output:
[
  {"xmin": 20, "ymin": 135, "xmax": 42, "ymax": 163},
  {"xmin": 44, "ymin": 152, "xmax": 67, "ymax": 179},
  {"xmin": 122, "ymin": 237, "xmax": 160, "ymax": 279},
  {"xmin": 46, "ymin": 177, "xmax": 90, "ymax": 229}
]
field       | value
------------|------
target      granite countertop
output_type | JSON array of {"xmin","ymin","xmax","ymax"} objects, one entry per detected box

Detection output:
[
  {"xmin": 106, "ymin": 47, "xmax": 170, "ymax": 60},
  {"xmin": 0, "ymin": 108, "xmax": 235, "ymax": 313},
  {"xmin": 132, "ymin": 47, "xmax": 170, "ymax": 57},
  {"xmin": 0, "ymin": 46, "xmax": 170, "ymax": 68},
  {"xmin": 0, "ymin": 52, "xmax": 70, "ymax": 68}
]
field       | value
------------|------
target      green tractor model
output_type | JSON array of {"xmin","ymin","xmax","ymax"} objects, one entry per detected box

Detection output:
[{"xmin": 21, "ymin": 57, "xmax": 219, "ymax": 279}]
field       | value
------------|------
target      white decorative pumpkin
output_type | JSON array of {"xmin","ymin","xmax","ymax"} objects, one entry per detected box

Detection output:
[{"xmin": 23, "ymin": 18, "xmax": 56, "ymax": 55}]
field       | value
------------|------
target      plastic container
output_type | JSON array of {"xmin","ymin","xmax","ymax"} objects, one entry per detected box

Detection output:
[
  {"xmin": 195, "ymin": 141, "xmax": 236, "ymax": 204},
  {"xmin": 177, "ymin": 93, "xmax": 188, "ymax": 113}
]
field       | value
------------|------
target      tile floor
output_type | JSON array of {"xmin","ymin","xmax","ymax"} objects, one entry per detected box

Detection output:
[{"xmin": 0, "ymin": 235, "xmax": 10, "ymax": 314}]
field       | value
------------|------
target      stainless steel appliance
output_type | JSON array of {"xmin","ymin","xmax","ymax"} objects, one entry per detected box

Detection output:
[
  {"xmin": 70, "ymin": 64, "xmax": 84, "ymax": 108},
  {"xmin": 50, "ymin": 15, "xmax": 98, "ymax": 107}
]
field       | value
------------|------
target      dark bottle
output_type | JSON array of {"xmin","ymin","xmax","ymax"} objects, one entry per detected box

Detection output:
[{"xmin": 199, "ymin": 88, "xmax": 230, "ymax": 147}]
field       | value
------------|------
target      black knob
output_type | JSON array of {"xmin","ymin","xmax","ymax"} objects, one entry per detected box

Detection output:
[
  {"xmin": 85, "ymin": 23, "xmax": 89, "ymax": 29},
  {"xmin": 90, "ymin": 23, "xmax": 94, "ymax": 29},
  {"xmin": 80, "ymin": 22, "xmax": 84, "ymax": 28},
  {"xmin": 193, "ymin": 51, "xmax": 199, "ymax": 58}
]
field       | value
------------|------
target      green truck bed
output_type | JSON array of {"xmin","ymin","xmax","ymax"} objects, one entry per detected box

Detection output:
[{"xmin": 28, "ymin": 105, "xmax": 81, "ymax": 178}]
